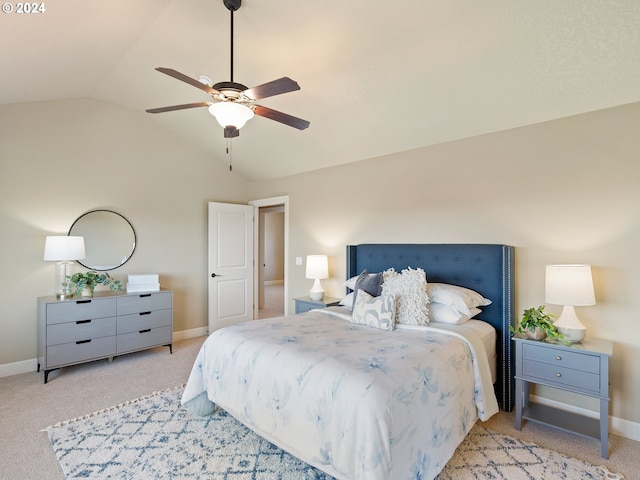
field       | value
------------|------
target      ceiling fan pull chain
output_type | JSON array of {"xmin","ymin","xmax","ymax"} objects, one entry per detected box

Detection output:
[{"xmin": 226, "ymin": 138, "xmax": 233, "ymax": 171}]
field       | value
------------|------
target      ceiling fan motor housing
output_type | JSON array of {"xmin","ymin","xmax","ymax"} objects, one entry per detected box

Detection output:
[{"xmin": 223, "ymin": 0, "xmax": 241, "ymax": 12}]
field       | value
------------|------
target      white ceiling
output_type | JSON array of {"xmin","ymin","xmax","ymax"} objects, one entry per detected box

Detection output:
[{"xmin": 4, "ymin": 0, "xmax": 639, "ymax": 181}]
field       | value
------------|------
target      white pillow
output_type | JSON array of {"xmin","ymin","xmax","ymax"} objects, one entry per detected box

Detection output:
[
  {"xmin": 426, "ymin": 283, "xmax": 491, "ymax": 317},
  {"xmin": 381, "ymin": 267, "xmax": 430, "ymax": 325},
  {"xmin": 428, "ymin": 302, "xmax": 482, "ymax": 325},
  {"xmin": 351, "ymin": 290, "xmax": 396, "ymax": 331},
  {"xmin": 339, "ymin": 292, "xmax": 355, "ymax": 310}
]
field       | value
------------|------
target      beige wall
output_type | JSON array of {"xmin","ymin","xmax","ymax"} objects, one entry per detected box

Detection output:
[
  {"xmin": 248, "ymin": 102, "xmax": 640, "ymax": 432},
  {"xmin": 0, "ymin": 98, "xmax": 248, "ymax": 365},
  {"xmin": 1, "ymin": 96, "xmax": 638, "ymax": 436}
]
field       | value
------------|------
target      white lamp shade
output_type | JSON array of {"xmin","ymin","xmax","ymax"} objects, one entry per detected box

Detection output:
[
  {"xmin": 305, "ymin": 255, "xmax": 328, "ymax": 280},
  {"xmin": 43, "ymin": 236, "xmax": 86, "ymax": 261},
  {"xmin": 545, "ymin": 264, "xmax": 595, "ymax": 306},
  {"xmin": 208, "ymin": 102, "xmax": 254, "ymax": 129}
]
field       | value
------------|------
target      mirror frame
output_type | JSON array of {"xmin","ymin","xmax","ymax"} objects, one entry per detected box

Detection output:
[{"xmin": 68, "ymin": 209, "xmax": 136, "ymax": 271}]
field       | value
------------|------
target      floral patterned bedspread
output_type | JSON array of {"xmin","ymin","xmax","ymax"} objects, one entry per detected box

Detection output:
[{"xmin": 181, "ymin": 310, "xmax": 498, "ymax": 480}]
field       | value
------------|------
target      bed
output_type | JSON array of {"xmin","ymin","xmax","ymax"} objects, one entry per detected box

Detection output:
[{"xmin": 182, "ymin": 243, "xmax": 515, "ymax": 480}]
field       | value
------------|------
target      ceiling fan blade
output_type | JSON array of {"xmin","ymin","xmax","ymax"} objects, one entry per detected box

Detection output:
[
  {"xmin": 154, "ymin": 67, "xmax": 218, "ymax": 95},
  {"xmin": 244, "ymin": 77, "xmax": 300, "ymax": 100},
  {"xmin": 253, "ymin": 105, "xmax": 310, "ymax": 130},
  {"xmin": 146, "ymin": 102, "xmax": 212, "ymax": 114}
]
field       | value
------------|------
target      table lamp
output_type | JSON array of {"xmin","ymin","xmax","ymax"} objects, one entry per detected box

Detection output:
[
  {"xmin": 44, "ymin": 236, "xmax": 86, "ymax": 299},
  {"xmin": 545, "ymin": 264, "xmax": 595, "ymax": 343},
  {"xmin": 305, "ymin": 255, "xmax": 328, "ymax": 301}
]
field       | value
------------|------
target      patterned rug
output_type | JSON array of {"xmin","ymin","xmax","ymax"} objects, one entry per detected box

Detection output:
[{"xmin": 44, "ymin": 386, "xmax": 622, "ymax": 480}]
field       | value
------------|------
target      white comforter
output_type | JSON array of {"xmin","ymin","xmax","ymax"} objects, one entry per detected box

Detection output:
[{"xmin": 181, "ymin": 309, "xmax": 498, "ymax": 480}]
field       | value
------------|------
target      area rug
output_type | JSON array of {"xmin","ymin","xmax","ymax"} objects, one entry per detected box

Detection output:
[{"xmin": 44, "ymin": 386, "xmax": 622, "ymax": 480}]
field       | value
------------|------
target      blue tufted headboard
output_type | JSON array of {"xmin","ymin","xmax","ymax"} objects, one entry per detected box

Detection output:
[{"xmin": 346, "ymin": 243, "xmax": 515, "ymax": 411}]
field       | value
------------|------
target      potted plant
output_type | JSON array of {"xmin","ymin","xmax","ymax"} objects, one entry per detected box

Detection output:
[
  {"xmin": 510, "ymin": 305, "xmax": 568, "ymax": 343},
  {"xmin": 69, "ymin": 270, "xmax": 123, "ymax": 297}
]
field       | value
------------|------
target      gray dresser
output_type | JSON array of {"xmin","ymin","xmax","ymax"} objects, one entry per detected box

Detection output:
[
  {"xmin": 37, "ymin": 290, "xmax": 173, "ymax": 383},
  {"xmin": 513, "ymin": 336, "xmax": 613, "ymax": 458}
]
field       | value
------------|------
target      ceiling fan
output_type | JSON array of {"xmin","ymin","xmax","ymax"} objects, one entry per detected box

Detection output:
[{"xmin": 146, "ymin": 0, "xmax": 310, "ymax": 139}]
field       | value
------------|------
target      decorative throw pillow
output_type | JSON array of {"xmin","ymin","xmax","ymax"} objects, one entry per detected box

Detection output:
[
  {"xmin": 426, "ymin": 283, "xmax": 491, "ymax": 317},
  {"xmin": 381, "ymin": 267, "xmax": 430, "ymax": 325},
  {"xmin": 352, "ymin": 290, "xmax": 396, "ymax": 331},
  {"xmin": 352, "ymin": 270, "xmax": 383, "ymax": 306}
]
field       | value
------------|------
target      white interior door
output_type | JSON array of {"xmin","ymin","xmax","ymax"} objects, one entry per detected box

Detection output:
[{"xmin": 208, "ymin": 202, "xmax": 254, "ymax": 333}]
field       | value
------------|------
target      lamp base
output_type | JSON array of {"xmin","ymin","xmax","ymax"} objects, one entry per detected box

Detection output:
[
  {"xmin": 309, "ymin": 278, "xmax": 325, "ymax": 301},
  {"xmin": 554, "ymin": 305, "xmax": 586, "ymax": 343}
]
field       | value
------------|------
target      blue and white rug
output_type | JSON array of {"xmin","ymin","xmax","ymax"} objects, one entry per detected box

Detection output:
[{"xmin": 44, "ymin": 386, "xmax": 622, "ymax": 480}]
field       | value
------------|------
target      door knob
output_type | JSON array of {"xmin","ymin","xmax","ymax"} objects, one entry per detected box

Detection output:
[{"xmin": 211, "ymin": 273, "xmax": 219, "ymax": 278}]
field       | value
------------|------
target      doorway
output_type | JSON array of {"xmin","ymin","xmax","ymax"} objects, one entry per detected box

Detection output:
[{"xmin": 249, "ymin": 196, "xmax": 289, "ymax": 319}]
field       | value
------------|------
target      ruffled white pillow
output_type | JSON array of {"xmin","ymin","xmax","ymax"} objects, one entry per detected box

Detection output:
[{"xmin": 381, "ymin": 267, "xmax": 430, "ymax": 325}]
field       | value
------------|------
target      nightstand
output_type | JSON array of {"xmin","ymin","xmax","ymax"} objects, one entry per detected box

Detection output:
[
  {"xmin": 513, "ymin": 336, "xmax": 613, "ymax": 458},
  {"xmin": 294, "ymin": 296, "xmax": 341, "ymax": 314}
]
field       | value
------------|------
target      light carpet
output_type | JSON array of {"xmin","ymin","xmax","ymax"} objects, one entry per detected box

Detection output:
[{"xmin": 44, "ymin": 386, "xmax": 623, "ymax": 480}]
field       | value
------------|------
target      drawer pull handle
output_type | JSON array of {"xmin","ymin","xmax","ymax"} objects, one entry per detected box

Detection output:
[
  {"xmin": 76, "ymin": 320, "xmax": 91, "ymax": 324},
  {"xmin": 556, "ymin": 373, "xmax": 562, "ymax": 377},
  {"xmin": 76, "ymin": 300, "xmax": 92, "ymax": 304},
  {"xmin": 556, "ymin": 356, "xmax": 562, "ymax": 361},
  {"xmin": 139, "ymin": 311, "xmax": 152, "ymax": 316},
  {"xmin": 139, "ymin": 294, "xmax": 152, "ymax": 298},
  {"xmin": 76, "ymin": 339, "xmax": 91, "ymax": 345},
  {"xmin": 139, "ymin": 329, "xmax": 151, "ymax": 334}
]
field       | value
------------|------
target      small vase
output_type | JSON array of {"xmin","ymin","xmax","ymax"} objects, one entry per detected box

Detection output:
[
  {"xmin": 81, "ymin": 286, "xmax": 95, "ymax": 297},
  {"xmin": 526, "ymin": 327, "xmax": 547, "ymax": 341}
]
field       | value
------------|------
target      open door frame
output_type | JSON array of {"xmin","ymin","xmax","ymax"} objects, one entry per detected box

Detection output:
[{"xmin": 249, "ymin": 195, "xmax": 290, "ymax": 319}]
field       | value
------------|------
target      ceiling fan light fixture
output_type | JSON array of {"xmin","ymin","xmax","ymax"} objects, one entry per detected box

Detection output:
[{"xmin": 209, "ymin": 102, "xmax": 254, "ymax": 129}]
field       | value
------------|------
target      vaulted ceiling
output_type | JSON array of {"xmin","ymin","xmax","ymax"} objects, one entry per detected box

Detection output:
[{"xmin": 3, "ymin": 0, "xmax": 639, "ymax": 181}]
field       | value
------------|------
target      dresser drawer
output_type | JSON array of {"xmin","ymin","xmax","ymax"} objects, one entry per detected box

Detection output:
[
  {"xmin": 46, "ymin": 298, "xmax": 117, "ymax": 325},
  {"xmin": 117, "ymin": 309, "xmax": 172, "ymax": 334},
  {"xmin": 47, "ymin": 317, "xmax": 116, "ymax": 346},
  {"xmin": 47, "ymin": 336, "xmax": 116, "ymax": 368},
  {"xmin": 523, "ymin": 360, "xmax": 600, "ymax": 393},
  {"xmin": 523, "ymin": 343, "xmax": 600, "ymax": 374},
  {"xmin": 117, "ymin": 326, "xmax": 172, "ymax": 354},
  {"xmin": 116, "ymin": 291, "xmax": 172, "ymax": 315}
]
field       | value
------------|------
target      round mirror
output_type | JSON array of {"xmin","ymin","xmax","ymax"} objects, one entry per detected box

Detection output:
[{"xmin": 68, "ymin": 210, "xmax": 136, "ymax": 271}]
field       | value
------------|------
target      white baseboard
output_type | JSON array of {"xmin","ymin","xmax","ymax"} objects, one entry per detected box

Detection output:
[
  {"xmin": 172, "ymin": 327, "xmax": 208, "ymax": 341},
  {"xmin": 0, "ymin": 358, "xmax": 39, "ymax": 378},
  {"xmin": 0, "ymin": 327, "xmax": 209, "ymax": 379},
  {"xmin": 531, "ymin": 394, "xmax": 640, "ymax": 442}
]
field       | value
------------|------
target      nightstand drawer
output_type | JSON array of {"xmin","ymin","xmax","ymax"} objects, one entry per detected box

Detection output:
[
  {"xmin": 116, "ymin": 292, "xmax": 171, "ymax": 315},
  {"xmin": 523, "ymin": 360, "xmax": 600, "ymax": 392},
  {"xmin": 47, "ymin": 336, "xmax": 116, "ymax": 367},
  {"xmin": 47, "ymin": 317, "xmax": 116, "ymax": 346},
  {"xmin": 117, "ymin": 309, "xmax": 172, "ymax": 334},
  {"xmin": 523, "ymin": 343, "xmax": 600, "ymax": 374},
  {"xmin": 46, "ymin": 298, "xmax": 117, "ymax": 325}
]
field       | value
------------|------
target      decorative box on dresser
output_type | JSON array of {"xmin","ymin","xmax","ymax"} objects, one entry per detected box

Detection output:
[
  {"xmin": 37, "ymin": 290, "xmax": 173, "ymax": 383},
  {"xmin": 513, "ymin": 336, "xmax": 613, "ymax": 458}
]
